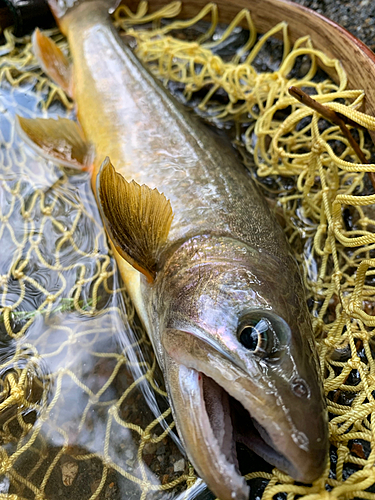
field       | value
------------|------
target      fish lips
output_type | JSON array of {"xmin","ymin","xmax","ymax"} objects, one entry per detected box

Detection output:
[
  {"xmin": 162, "ymin": 327, "xmax": 328, "ymax": 496},
  {"xmin": 164, "ymin": 357, "xmax": 250, "ymax": 500}
]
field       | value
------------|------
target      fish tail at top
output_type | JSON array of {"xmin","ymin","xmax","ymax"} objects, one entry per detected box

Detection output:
[{"xmin": 47, "ymin": 0, "xmax": 120, "ymax": 29}]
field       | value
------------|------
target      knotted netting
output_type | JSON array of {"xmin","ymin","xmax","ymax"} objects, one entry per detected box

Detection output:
[{"xmin": 1, "ymin": 2, "xmax": 375, "ymax": 499}]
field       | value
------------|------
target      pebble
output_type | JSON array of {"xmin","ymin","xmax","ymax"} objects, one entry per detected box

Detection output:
[
  {"xmin": 143, "ymin": 442, "xmax": 157, "ymax": 454},
  {"xmin": 61, "ymin": 460, "xmax": 79, "ymax": 486},
  {"xmin": 173, "ymin": 458, "xmax": 185, "ymax": 473},
  {"xmin": 126, "ymin": 459, "xmax": 135, "ymax": 468}
]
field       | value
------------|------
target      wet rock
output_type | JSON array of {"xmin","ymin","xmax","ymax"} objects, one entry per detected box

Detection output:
[{"xmin": 173, "ymin": 458, "xmax": 185, "ymax": 473}]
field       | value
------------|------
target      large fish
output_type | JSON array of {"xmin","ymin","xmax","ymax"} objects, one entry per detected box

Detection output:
[{"xmin": 17, "ymin": 0, "xmax": 328, "ymax": 498}]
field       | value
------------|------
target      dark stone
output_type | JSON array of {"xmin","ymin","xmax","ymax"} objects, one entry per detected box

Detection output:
[{"xmin": 294, "ymin": 0, "xmax": 375, "ymax": 52}]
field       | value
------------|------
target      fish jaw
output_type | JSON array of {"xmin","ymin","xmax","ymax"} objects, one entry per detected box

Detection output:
[
  {"xmin": 164, "ymin": 356, "xmax": 250, "ymax": 500},
  {"xmin": 162, "ymin": 328, "xmax": 328, "ymax": 487}
]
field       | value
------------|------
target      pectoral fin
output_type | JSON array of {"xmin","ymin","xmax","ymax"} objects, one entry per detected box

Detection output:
[
  {"xmin": 33, "ymin": 28, "xmax": 72, "ymax": 96},
  {"xmin": 97, "ymin": 157, "xmax": 173, "ymax": 282},
  {"xmin": 16, "ymin": 116, "xmax": 93, "ymax": 170}
]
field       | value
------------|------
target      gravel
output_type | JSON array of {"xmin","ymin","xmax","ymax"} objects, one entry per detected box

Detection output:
[{"xmin": 293, "ymin": 0, "xmax": 375, "ymax": 52}]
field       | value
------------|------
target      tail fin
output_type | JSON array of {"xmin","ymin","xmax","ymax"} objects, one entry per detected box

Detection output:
[{"xmin": 48, "ymin": 0, "xmax": 120, "ymax": 24}]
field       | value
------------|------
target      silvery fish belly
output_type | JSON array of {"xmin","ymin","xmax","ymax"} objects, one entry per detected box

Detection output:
[{"xmin": 16, "ymin": 1, "xmax": 329, "ymax": 499}]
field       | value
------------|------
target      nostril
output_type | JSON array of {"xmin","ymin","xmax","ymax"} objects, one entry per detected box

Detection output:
[{"xmin": 291, "ymin": 377, "xmax": 310, "ymax": 399}]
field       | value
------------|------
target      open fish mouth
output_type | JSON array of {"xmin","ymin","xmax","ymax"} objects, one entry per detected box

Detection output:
[
  {"xmin": 162, "ymin": 326, "xmax": 327, "ymax": 499},
  {"xmin": 200, "ymin": 372, "xmax": 294, "ymax": 480}
]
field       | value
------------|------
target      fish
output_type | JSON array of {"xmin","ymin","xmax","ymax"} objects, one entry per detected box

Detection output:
[{"xmin": 16, "ymin": 1, "xmax": 329, "ymax": 498}]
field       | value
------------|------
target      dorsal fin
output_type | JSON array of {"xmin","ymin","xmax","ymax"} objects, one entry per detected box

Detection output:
[{"xmin": 97, "ymin": 157, "xmax": 173, "ymax": 282}]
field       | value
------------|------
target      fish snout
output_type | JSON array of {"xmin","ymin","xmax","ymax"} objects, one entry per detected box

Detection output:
[
  {"xmin": 273, "ymin": 373, "xmax": 329, "ymax": 483},
  {"xmin": 294, "ymin": 446, "xmax": 328, "ymax": 483},
  {"xmin": 294, "ymin": 404, "xmax": 329, "ymax": 482}
]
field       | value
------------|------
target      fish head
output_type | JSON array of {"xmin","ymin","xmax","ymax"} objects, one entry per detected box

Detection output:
[{"xmin": 156, "ymin": 235, "xmax": 328, "ymax": 498}]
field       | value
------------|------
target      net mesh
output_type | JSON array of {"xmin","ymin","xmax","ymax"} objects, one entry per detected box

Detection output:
[{"xmin": 1, "ymin": 2, "xmax": 375, "ymax": 499}]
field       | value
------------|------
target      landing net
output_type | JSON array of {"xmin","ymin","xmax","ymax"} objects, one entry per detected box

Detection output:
[{"xmin": 0, "ymin": 2, "xmax": 375, "ymax": 499}]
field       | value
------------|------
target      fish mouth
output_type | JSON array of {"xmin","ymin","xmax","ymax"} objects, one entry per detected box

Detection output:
[
  {"xmin": 200, "ymin": 372, "xmax": 294, "ymax": 479},
  {"xmin": 162, "ymin": 328, "xmax": 327, "ymax": 499}
]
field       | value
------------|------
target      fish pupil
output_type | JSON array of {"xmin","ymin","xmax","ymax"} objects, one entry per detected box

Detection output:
[{"xmin": 239, "ymin": 326, "xmax": 259, "ymax": 351}]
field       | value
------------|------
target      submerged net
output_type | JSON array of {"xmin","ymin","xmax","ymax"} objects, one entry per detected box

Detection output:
[{"xmin": 1, "ymin": 1, "xmax": 375, "ymax": 499}]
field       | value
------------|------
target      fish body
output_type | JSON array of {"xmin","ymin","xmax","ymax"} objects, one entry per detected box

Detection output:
[{"xmin": 17, "ymin": 1, "xmax": 328, "ymax": 498}]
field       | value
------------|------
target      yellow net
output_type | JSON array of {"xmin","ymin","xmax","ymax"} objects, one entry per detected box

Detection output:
[{"xmin": 1, "ymin": 1, "xmax": 375, "ymax": 499}]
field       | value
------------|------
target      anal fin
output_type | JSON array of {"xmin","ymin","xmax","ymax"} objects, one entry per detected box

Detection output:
[
  {"xmin": 33, "ymin": 28, "xmax": 72, "ymax": 96},
  {"xmin": 16, "ymin": 116, "xmax": 93, "ymax": 170},
  {"xmin": 97, "ymin": 157, "xmax": 173, "ymax": 282}
]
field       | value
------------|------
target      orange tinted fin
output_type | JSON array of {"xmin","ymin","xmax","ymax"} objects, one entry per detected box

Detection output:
[
  {"xmin": 16, "ymin": 116, "xmax": 93, "ymax": 170},
  {"xmin": 32, "ymin": 28, "xmax": 71, "ymax": 96},
  {"xmin": 97, "ymin": 157, "xmax": 173, "ymax": 282}
]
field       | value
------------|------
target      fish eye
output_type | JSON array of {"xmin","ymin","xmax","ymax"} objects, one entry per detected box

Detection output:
[
  {"xmin": 237, "ymin": 311, "xmax": 291, "ymax": 358},
  {"xmin": 238, "ymin": 318, "xmax": 274, "ymax": 357}
]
